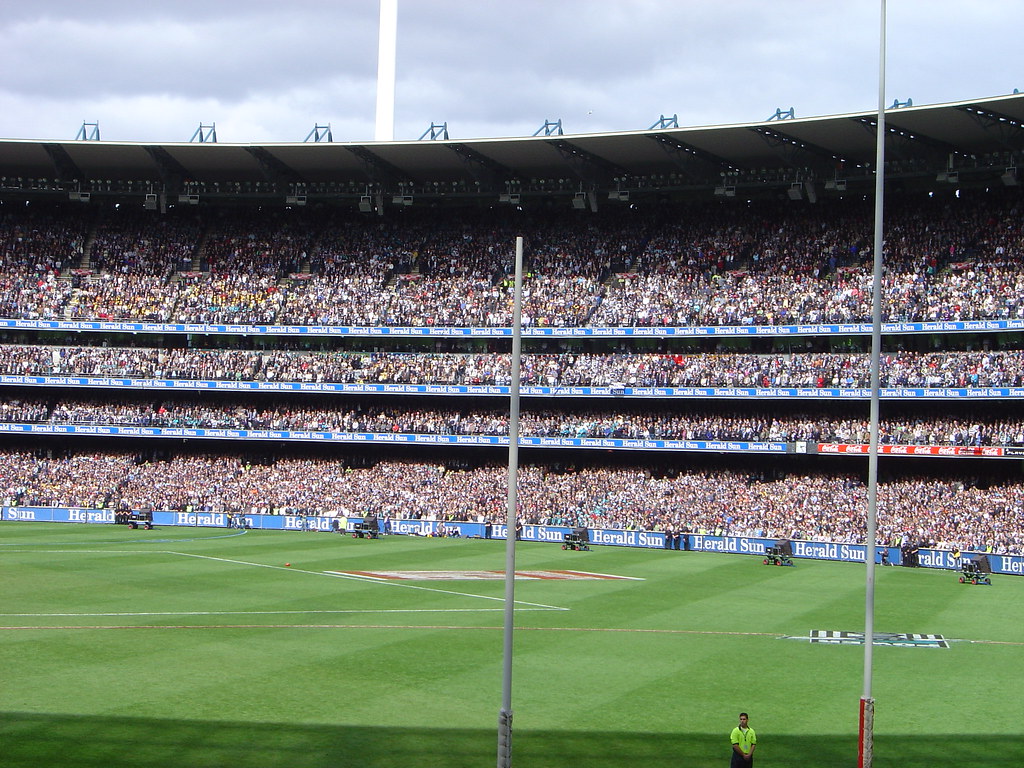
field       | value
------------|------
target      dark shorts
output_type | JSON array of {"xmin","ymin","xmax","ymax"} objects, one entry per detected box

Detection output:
[{"xmin": 731, "ymin": 751, "xmax": 752, "ymax": 768}]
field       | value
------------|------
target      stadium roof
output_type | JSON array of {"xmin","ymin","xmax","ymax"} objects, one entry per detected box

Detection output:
[{"xmin": 1, "ymin": 93, "xmax": 1021, "ymax": 204}]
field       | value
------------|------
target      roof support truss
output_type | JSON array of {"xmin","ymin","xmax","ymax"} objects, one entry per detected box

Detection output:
[
  {"xmin": 343, "ymin": 146, "xmax": 415, "ymax": 189},
  {"xmin": 142, "ymin": 146, "xmax": 194, "ymax": 194},
  {"xmin": 749, "ymin": 125, "xmax": 848, "ymax": 177},
  {"xmin": 853, "ymin": 116, "xmax": 964, "ymax": 167},
  {"xmin": 647, "ymin": 133, "xmax": 741, "ymax": 184},
  {"xmin": 542, "ymin": 138, "xmax": 628, "ymax": 187},
  {"xmin": 243, "ymin": 147, "xmax": 307, "ymax": 190},
  {"xmin": 446, "ymin": 143, "xmax": 517, "ymax": 192},
  {"xmin": 956, "ymin": 105, "xmax": 1024, "ymax": 153},
  {"xmin": 41, "ymin": 144, "xmax": 86, "ymax": 184}
]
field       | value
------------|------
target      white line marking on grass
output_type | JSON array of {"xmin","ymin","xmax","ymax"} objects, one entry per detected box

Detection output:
[
  {"xmin": 331, "ymin": 569, "xmax": 641, "ymax": 581},
  {"xmin": 0, "ymin": 549, "xmax": 165, "ymax": 554},
  {"xmin": 0, "ymin": 624, "xmax": 511, "ymax": 630},
  {"xmin": 2, "ymin": 622, "xmax": 1021, "ymax": 646},
  {"xmin": 0, "ymin": 624, "xmax": 774, "ymax": 632},
  {"xmin": 167, "ymin": 551, "xmax": 569, "ymax": 611},
  {"xmin": 551, "ymin": 569, "xmax": 645, "ymax": 581},
  {"xmin": 0, "ymin": 530, "xmax": 248, "ymax": 547},
  {"xmin": 0, "ymin": 608, "xmax": 549, "ymax": 618},
  {"xmin": 964, "ymin": 639, "xmax": 1024, "ymax": 646}
]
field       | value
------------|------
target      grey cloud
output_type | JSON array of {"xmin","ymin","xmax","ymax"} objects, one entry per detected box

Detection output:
[{"xmin": 0, "ymin": 0, "xmax": 1018, "ymax": 144}]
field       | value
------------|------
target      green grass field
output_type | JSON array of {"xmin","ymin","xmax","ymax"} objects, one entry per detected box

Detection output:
[{"xmin": 2, "ymin": 522, "xmax": 1022, "ymax": 767}]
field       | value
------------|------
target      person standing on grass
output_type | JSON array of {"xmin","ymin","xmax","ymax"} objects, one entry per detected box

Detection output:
[{"xmin": 730, "ymin": 712, "xmax": 756, "ymax": 766}]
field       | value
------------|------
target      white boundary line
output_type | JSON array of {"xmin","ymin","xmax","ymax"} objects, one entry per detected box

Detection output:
[
  {"xmin": 2, "ymin": 545, "xmax": 605, "ymax": 615},
  {"xmin": 0, "ymin": 623, "xmax": 1021, "ymax": 644},
  {"xmin": 549, "ymin": 569, "xmax": 645, "ymax": 581},
  {"xmin": 1, "ymin": 549, "xmax": 168, "ymax": 554},
  {"xmin": 168, "ymin": 551, "xmax": 569, "ymax": 611},
  {"xmin": 0, "ymin": 608, "xmax": 546, "ymax": 618},
  {"xmin": 0, "ymin": 530, "xmax": 249, "ymax": 548}
]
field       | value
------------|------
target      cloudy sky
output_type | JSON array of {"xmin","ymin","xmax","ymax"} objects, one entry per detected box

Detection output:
[{"xmin": 0, "ymin": 1, "xmax": 1018, "ymax": 145}]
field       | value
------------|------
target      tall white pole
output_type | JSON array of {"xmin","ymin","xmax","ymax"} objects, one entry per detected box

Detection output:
[
  {"xmin": 498, "ymin": 236, "xmax": 524, "ymax": 768},
  {"xmin": 860, "ymin": 2, "xmax": 885, "ymax": 767},
  {"xmin": 375, "ymin": 0, "xmax": 397, "ymax": 142}
]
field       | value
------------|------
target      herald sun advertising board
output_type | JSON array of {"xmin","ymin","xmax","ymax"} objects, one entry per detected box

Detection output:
[{"xmin": 3, "ymin": 508, "xmax": 1021, "ymax": 575}]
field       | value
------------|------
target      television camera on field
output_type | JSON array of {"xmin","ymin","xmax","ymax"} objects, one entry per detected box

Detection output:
[
  {"xmin": 763, "ymin": 539, "xmax": 794, "ymax": 566},
  {"xmin": 352, "ymin": 516, "xmax": 379, "ymax": 539},
  {"xmin": 562, "ymin": 527, "xmax": 590, "ymax": 551},
  {"xmin": 958, "ymin": 555, "xmax": 992, "ymax": 585},
  {"xmin": 117, "ymin": 510, "xmax": 153, "ymax": 530}
]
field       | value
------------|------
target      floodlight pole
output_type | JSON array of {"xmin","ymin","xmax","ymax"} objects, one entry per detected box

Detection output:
[
  {"xmin": 498, "ymin": 236, "xmax": 524, "ymax": 768},
  {"xmin": 860, "ymin": 2, "xmax": 886, "ymax": 767},
  {"xmin": 375, "ymin": 0, "xmax": 397, "ymax": 142}
]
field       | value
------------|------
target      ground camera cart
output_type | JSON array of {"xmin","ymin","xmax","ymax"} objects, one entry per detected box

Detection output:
[
  {"xmin": 352, "ymin": 519, "xmax": 379, "ymax": 539},
  {"xmin": 958, "ymin": 556, "xmax": 992, "ymax": 585},
  {"xmin": 562, "ymin": 527, "xmax": 590, "ymax": 551},
  {"xmin": 118, "ymin": 511, "xmax": 153, "ymax": 530},
  {"xmin": 763, "ymin": 539, "xmax": 795, "ymax": 566}
]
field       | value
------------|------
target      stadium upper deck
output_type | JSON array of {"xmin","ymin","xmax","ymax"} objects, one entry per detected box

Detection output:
[{"xmin": 0, "ymin": 94, "xmax": 1021, "ymax": 209}]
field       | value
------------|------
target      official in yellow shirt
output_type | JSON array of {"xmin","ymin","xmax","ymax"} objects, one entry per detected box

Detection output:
[{"xmin": 730, "ymin": 712, "xmax": 757, "ymax": 766}]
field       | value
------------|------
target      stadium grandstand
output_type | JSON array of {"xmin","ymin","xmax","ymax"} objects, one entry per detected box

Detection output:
[{"xmin": 1, "ymin": 92, "xmax": 1024, "ymax": 562}]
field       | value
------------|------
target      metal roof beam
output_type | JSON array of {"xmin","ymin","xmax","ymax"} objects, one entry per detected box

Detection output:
[
  {"xmin": 647, "ymin": 133, "xmax": 743, "ymax": 183},
  {"xmin": 243, "ymin": 147, "xmax": 307, "ymax": 190},
  {"xmin": 543, "ymin": 138, "xmax": 628, "ymax": 186},
  {"xmin": 343, "ymin": 146, "xmax": 414, "ymax": 188},
  {"xmin": 446, "ymin": 143, "xmax": 517, "ymax": 192},
  {"xmin": 143, "ymin": 146, "xmax": 195, "ymax": 194},
  {"xmin": 853, "ymin": 116, "xmax": 964, "ymax": 164},
  {"xmin": 749, "ymin": 125, "xmax": 849, "ymax": 174},
  {"xmin": 956, "ymin": 105, "xmax": 1024, "ymax": 151},
  {"xmin": 41, "ymin": 144, "xmax": 86, "ymax": 184}
]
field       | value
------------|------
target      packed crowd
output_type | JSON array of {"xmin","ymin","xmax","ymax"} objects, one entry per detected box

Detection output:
[
  {"xmin": 1, "ymin": 450, "xmax": 1022, "ymax": 555},
  {"xmin": 3, "ymin": 394, "xmax": 1023, "ymax": 447},
  {"xmin": 200, "ymin": 209, "xmax": 315, "ymax": 276},
  {"xmin": 0, "ymin": 205, "xmax": 87, "ymax": 272},
  {"xmin": 2, "ymin": 194, "xmax": 1023, "ymax": 561},
  {"xmin": 0, "ymin": 192, "xmax": 1019, "ymax": 327},
  {"xmin": 87, "ymin": 209, "xmax": 200, "ymax": 275},
  {"xmin": 4, "ymin": 344, "xmax": 1024, "ymax": 389}
]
